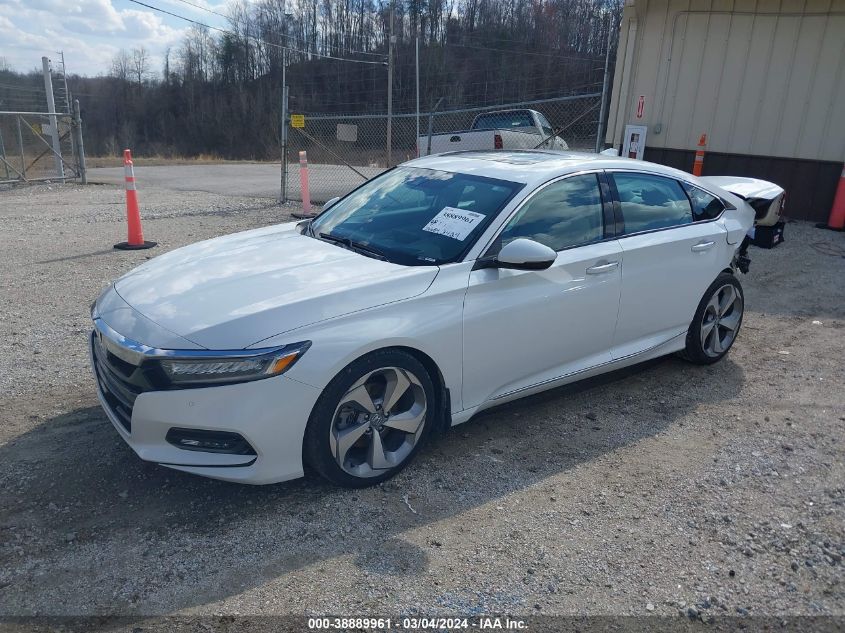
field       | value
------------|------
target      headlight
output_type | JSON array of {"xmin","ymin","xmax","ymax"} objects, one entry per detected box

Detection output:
[{"xmin": 157, "ymin": 341, "xmax": 311, "ymax": 386}]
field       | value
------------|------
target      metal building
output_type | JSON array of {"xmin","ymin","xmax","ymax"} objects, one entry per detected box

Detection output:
[{"xmin": 606, "ymin": 0, "xmax": 845, "ymax": 222}]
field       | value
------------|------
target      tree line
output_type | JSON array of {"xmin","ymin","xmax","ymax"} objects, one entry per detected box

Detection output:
[{"xmin": 2, "ymin": 0, "xmax": 622, "ymax": 159}]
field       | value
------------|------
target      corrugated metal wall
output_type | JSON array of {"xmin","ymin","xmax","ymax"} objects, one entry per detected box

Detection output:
[{"xmin": 607, "ymin": 0, "xmax": 845, "ymax": 221}]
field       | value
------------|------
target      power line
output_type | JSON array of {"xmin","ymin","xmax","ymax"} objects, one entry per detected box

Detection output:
[
  {"xmin": 0, "ymin": 82, "xmax": 47, "ymax": 93},
  {"xmin": 125, "ymin": 0, "xmax": 386, "ymax": 65},
  {"xmin": 165, "ymin": 0, "xmax": 386, "ymax": 58},
  {"xmin": 441, "ymin": 40, "xmax": 605, "ymax": 61},
  {"xmin": 146, "ymin": 0, "xmax": 604, "ymax": 64},
  {"xmin": 165, "ymin": 0, "xmax": 235, "ymax": 23},
  {"xmin": 429, "ymin": 18, "xmax": 618, "ymax": 50}
]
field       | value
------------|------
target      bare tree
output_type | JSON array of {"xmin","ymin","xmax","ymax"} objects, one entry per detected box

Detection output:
[
  {"xmin": 132, "ymin": 47, "xmax": 150, "ymax": 85},
  {"xmin": 110, "ymin": 49, "xmax": 131, "ymax": 81},
  {"xmin": 28, "ymin": 0, "xmax": 623, "ymax": 159}
]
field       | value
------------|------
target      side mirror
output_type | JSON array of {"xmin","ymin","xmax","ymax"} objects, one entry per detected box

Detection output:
[
  {"xmin": 322, "ymin": 196, "xmax": 341, "ymax": 211},
  {"xmin": 495, "ymin": 238, "xmax": 557, "ymax": 270}
]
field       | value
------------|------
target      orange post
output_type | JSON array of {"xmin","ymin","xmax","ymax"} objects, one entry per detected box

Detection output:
[
  {"xmin": 291, "ymin": 150, "xmax": 317, "ymax": 219},
  {"xmin": 818, "ymin": 164, "xmax": 845, "ymax": 231},
  {"xmin": 692, "ymin": 133, "xmax": 707, "ymax": 177},
  {"xmin": 114, "ymin": 149, "xmax": 156, "ymax": 250},
  {"xmin": 299, "ymin": 151, "xmax": 311, "ymax": 215}
]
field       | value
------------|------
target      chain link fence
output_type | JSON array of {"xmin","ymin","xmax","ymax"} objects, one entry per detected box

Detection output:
[
  {"xmin": 283, "ymin": 93, "xmax": 602, "ymax": 204},
  {"xmin": 0, "ymin": 111, "xmax": 84, "ymax": 184},
  {"xmin": 1, "ymin": 55, "xmax": 86, "ymax": 186}
]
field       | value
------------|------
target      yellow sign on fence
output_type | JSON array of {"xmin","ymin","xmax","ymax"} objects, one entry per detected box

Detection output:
[{"xmin": 290, "ymin": 114, "xmax": 305, "ymax": 128}]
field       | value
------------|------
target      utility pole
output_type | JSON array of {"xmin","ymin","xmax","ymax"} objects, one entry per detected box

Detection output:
[
  {"xmin": 280, "ymin": 47, "xmax": 288, "ymax": 203},
  {"xmin": 595, "ymin": 17, "xmax": 614, "ymax": 154},
  {"xmin": 59, "ymin": 51, "xmax": 71, "ymax": 113},
  {"xmin": 280, "ymin": 13, "xmax": 292, "ymax": 204},
  {"xmin": 415, "ymin": 34, "xmax": 420, "ymax": 156},
  {"xmin": 72, "ymin": 99, "xmax": 87, "ymax": 184},
  {"xmin": 42, "ymin": 56, "xmax": 65, "ymax": 182},
  {"xmin": 386, "ymin": 0, "xmax": 395, "ymax": 167}
]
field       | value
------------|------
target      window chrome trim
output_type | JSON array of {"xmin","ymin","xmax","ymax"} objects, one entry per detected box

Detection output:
[
  {"xmin": 476, "ymin": 168, "xmax": 613, "ymax": 259},
  {"xmin": 604, "ymin": 168, "xmax": 731, "ymax": 241},
  {"xmin": 92, "ymin": 317, "xmax": 307, "ymax": 367},
  {"xmin": 603, "ymin": 166, "xmax": 735, "ymax": 209}
]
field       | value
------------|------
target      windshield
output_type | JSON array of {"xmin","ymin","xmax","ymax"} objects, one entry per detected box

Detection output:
[{"xmin": 309, "ymin": 167, "xmax": 523, "ymax": 266}]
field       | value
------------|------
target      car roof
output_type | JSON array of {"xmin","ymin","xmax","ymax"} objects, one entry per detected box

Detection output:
[{"xmin": 403, "ymin": 150, "xmax": 700, "ymax": 189}]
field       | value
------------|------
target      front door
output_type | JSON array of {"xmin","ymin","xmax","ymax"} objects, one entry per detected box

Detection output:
[{"xmin": 461, "ymin": 173, "xmax": 623, "ymax": 409}]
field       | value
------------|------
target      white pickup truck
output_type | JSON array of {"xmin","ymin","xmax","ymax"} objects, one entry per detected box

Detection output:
[{"xmin": 417, "ymin": 109, "xmax": 569, "ymax": 156}]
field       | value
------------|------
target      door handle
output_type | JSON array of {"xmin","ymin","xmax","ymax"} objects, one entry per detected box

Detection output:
[
  {"xmin": 586, "ymin": 261, "xmax": 619, "ymax": 275},
  {"xmin": 691, "ymin": 240, "xmax": 716, "ymax": 252}
]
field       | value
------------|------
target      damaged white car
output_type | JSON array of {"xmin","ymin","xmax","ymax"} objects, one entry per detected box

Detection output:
[{"xmin": 90, "ymin": 150, "xmax": 784, "ymax": 487}]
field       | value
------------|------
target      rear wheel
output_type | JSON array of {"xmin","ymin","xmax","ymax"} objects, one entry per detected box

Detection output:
[
  {"xmin": 682, "ymin": 272, "xmax": 744, "ymax": 365},
  {"xmin": 303, "ymin": 350, "xmax": 436, "ymax": 488}
]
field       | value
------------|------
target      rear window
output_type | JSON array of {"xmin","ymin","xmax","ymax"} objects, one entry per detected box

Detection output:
[
  {"xmin": 612, "ymin": 173, "xmax": 693, "ymax": 234},
  {"xmin": 473, "ymin": 111, "xmax": 534, "ymax": 130},
  {"xmin": 683, "ymin": 183, "xmax": 725, "ymax": 221}
]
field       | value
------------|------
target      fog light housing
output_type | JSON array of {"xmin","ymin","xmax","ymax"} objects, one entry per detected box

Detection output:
[{"xmin": 165, "ymin": 428, "xmax": 256, "ymax": 455}]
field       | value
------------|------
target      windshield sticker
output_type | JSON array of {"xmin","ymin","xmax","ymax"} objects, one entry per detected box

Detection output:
[{"xmin": 422, "ymin": 207, "xmax": 485, "ymax": 241}]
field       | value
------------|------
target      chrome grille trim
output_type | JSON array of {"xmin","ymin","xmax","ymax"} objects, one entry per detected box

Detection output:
[
  {"xmin": 92, "ymin": 317, "xmax": 292, "ymax": 362},
  {"xmin": 91, "ymin": 331, "xmax": 146, "ymax": 433}
]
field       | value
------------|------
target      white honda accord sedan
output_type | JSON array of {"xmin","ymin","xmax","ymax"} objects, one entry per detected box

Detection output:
[{"xmin": 90, "ymin": 150, "xmax": 783, "ymax": 487}]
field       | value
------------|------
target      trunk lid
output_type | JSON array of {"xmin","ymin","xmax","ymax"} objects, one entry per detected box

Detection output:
[{"xmin": 701, "ymin": 176, "xmax": 785, "ymax": 226}]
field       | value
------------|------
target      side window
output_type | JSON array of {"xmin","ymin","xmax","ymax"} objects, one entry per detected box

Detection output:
[
  {"xmin": 683, "ymin": 183, "xmax": 725, "ymax": 221},
  {"xmin": 611, "ymin": 173, "xmax": 693, "ymax": 234},
  {"xmin": 497, "ymin": 174, "xmax": 604, "ymax": 252},
  {"xmin": 537, "ymin": 113, "xmax": 554, "ymax": 138}
]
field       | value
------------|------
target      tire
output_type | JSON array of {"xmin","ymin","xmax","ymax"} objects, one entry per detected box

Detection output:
[
  {"xmin": 682, "ymin": 272, "xmax": 745, "ymax": 365},
  {"xmin": 303, "ymin": 349, "xmax": 437, "ymax": 488}
]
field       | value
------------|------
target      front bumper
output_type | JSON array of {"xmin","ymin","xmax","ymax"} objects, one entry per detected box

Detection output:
[{"xmin": 90, "ymin": 333, "xmax": 322, "ymax": 485}]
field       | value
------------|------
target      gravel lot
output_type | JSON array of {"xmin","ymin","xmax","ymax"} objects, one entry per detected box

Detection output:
[
  {"xmin": 88, "ymin": 163, "xmax": 383, "ymax": 203},
  {"xmin": 0, "ymin": 181, "xmax": 844, "ymax": 625}
]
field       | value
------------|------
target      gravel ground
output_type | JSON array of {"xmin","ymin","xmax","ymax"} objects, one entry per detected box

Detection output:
[
  {"xmin": 87, "ymin": 162, "xmax": 383, "ymax": 202},
  {"xmin": 0, "ymin": 182, "xmax": 844, "ymax": 625}
]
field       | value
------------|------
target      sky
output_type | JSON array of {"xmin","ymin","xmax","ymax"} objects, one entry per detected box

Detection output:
[{"xmin": 0, "ymin": 0, "xmax": 237, "ymax": 77}]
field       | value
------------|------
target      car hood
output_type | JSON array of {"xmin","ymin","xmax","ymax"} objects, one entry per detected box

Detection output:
[{"xmin": 111, "ymin": 223, "xmax": 438, "ymax": 349}]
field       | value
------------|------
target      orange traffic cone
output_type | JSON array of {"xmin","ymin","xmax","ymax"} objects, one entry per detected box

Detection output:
[
  {"xmin": 817, "ymin": 164, "xmax": 845, "ymax": 232},
  {"xmin": 115, "ymin": 149, "xmax": 156, "ymax": 250},
  {"xmin": 692, "ymin": 134, "xmax": 707, "ymax": 177}
]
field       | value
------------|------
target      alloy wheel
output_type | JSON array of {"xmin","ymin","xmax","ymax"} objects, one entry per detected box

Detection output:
[
  {"xmin": 700, "ymin": 283, "xmax": 743, "ymax": 357},
  {"xmin": 329, "ymin": 366, "xmax": 427, "ymax": 478}
]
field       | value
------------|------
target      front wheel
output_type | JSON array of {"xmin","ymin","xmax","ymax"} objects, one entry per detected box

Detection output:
[
  {"xmin": 682, "ymin": 272, "xmax": 744, "ymax": 365},
  {"xmin": 303, "ymin": 349, "xmax": 436, "ymax": 488}
]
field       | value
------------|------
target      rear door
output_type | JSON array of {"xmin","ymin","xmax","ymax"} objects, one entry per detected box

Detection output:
[{"xmin": 607, "ymin": 171, "xmax": 729, "ymax": 359}]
